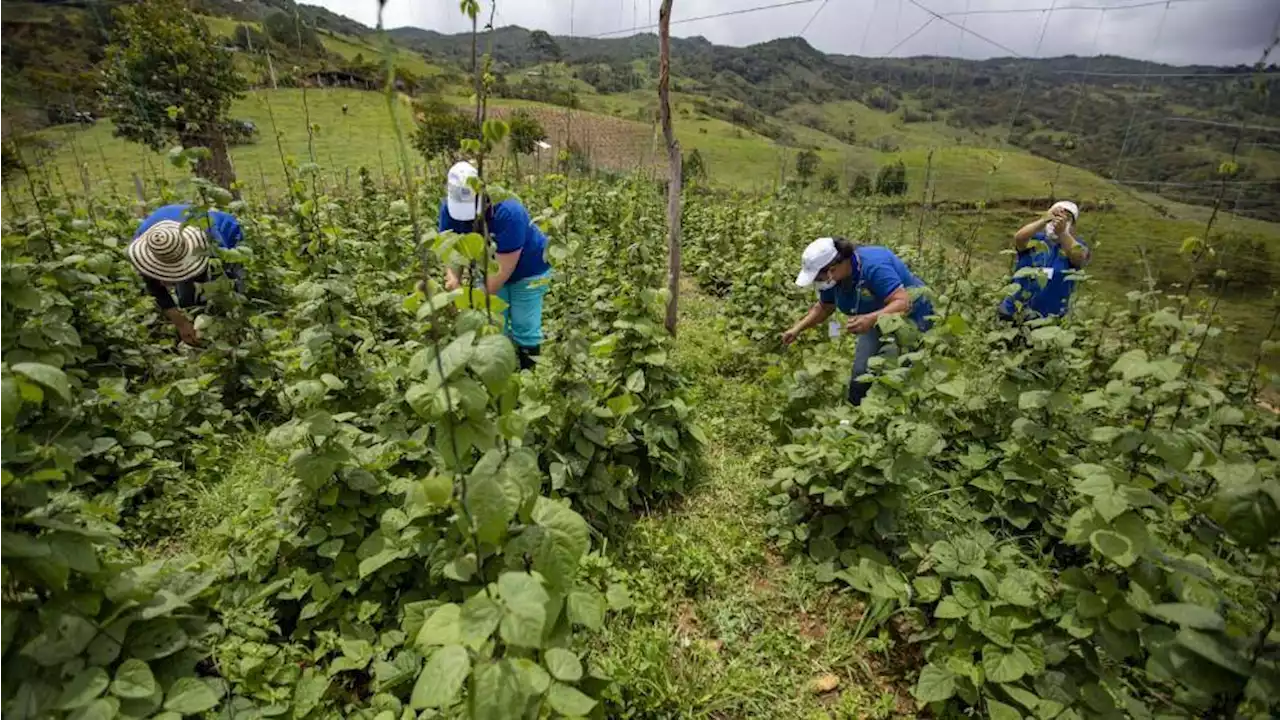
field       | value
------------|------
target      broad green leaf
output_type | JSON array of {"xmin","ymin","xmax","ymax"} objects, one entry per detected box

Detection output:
[
  {"xmin": 497, "ymin": 572, "xmax": 549, "ymax": 648},
  {"xmin": 997, "ymin": 569, "xmax": 1039, "ymax": 608},
  {"xmin": 913, "ymin": 575, "xmax": 943, "ymax": 603},
  {"xmin": 1089, "ymin": 530, "xmax": 1136, "ymax": 567},
  {"xmin": 67, "ymin": 697, "xmax": 119, "ymax": 720},
  {"xmin": 128, "ymin": 620, "xmax": 189, "ymax": 661},
  {"xmin": 1209, "ymin": 480, "xmax": 1280, "ymax": 548},
  {"xmin": 511, "ymin": 658, "xmax": 552, "ymax": 695},
  {"xmin": 988, "ymin": 698, "xmax": 1023, "ymax": 720},
  {"xmin": 471, "ymin": 661, "xmax": 526, "ymax": 720},
  {"xmin": 934, "ymin": 596, "xmax": 968, "ymax": 619},
  {"xmin": 410, "ymin": 644, "xmax": 470, "ymax": 709},
  {"xmin": 24, "ymin": 613, "xmax": 98, "ymax": 666},
  {"xmin": 565, "ymin": 590, "xmax": 605, "ymax": 631},
  {"xmin": 110, "ymin": 658, "xmax": 158, "ymax": 699},
  {"xmin": 471, "ymin": 334, "xmax": 518, "ymax": 392},
  {"xmin": 1175, "ymin": 629, "xmax": 1252, "ymax": 676},
  {"xmin": 625, "ymin": 369, "xmax": 645, "ymax": 393},
  {"xmin": 163, "ymin": 677, "xmax": 222, "ymax": 714},
  {"xmin": 547, "ymin": 681, "xmax": 596, "ymax": 716},
  {"xmin": 544, "ymin": 648, "xmax": 583, "ymax": 682},
  {"xmin": 1, "ymin": 377, "xmax": 20, "ymax": 427},
  {"xmin": 12, "ymin": 362, "xmax": 72, "ymax": 402},
  {"xmin": 982, "ymin": 644, "xmax": 1034, "ymax": 684},
  {"xmin": 1147, "ymin": 603, "xmax": 1225, "ymax": 631},
  {"xmin": 58, "ymin": 666, "xmax": 110, "ymax": 709},
  {"xmin": 531, "ymin": 497, "xmax": 590, "ymax": 588},
  {"xmin": 467, "ymin": 454, "xmax": 521, "ymax": 545},
  {"xmin": 418, "ymin": 604, "xmax": 463, "ymax": 648},
  {"xmin": 460, "ymin": 593, "xmax": 503, "ymax": 649},
  {"xmin": 912, "ymin": 663, "xmax": 956, "ymax": 703}
]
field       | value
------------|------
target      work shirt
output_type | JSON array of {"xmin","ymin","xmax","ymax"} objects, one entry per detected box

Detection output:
[
  {"xmin": 998, "ymin": 232, "xmax": 1089, "ymax": 319},
  {"xmin": 438, "ymin": 197, "xmax": 551, "ymax": 284},
  {"xmin": 819, "ymin": 246, "xmax": 933, "ymax": 330},
  {"xmin": 135, "ymin": 204, "xmax": 244, "ymax": 311}
]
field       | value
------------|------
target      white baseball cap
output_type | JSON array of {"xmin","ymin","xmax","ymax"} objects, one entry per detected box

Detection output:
[
  {"xmin": 795, "ymin": 237, "xmax": 839, "ymax": 287},
  {"xmin": 446, "ymin": 161, "xmax": 480, "ymax": 221},
  {"xmin": 1050, "ymin": 200, "xmax": 1079, "ymax": 221}
]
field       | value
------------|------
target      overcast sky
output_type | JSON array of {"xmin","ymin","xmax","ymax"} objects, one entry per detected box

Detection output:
[{"xmin": 309, "ymin": 0, "xmax": 1279, "ymax": 66}]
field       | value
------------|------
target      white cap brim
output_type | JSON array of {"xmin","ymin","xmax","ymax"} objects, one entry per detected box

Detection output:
[
  {"xmin": 447, "ymin": 196, "xmax": 477, "ymax": 221},
  {"xmin": 795, "ymin": 268, "xmax": 820, "ymax": 287}
]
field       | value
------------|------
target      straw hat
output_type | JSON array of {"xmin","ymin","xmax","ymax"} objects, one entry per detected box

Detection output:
[{"xmin": 127, "ymin": 220, "xmax": 210, "ymax": 283}]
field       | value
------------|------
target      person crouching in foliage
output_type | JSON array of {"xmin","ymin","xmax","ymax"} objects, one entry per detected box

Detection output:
[
  {"xmin": 782, "ymin": 237, "xmax": 934, "ymax": 405},
  {"xmin": 998, "ymin": 200, "xmax": 1090, "ymax": 321},
  {"xmin": 128, "ymin": 204, "xmax": 245, "ymax": 347},
  {"xmin": 440, "ymin": 161, "xmax": 552, "ymax": 370}
]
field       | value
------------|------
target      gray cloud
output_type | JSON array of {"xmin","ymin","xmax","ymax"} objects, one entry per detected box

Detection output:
[{"xmin": 310, "ymin": 0, "xmax": 1279, "ymax": 66}]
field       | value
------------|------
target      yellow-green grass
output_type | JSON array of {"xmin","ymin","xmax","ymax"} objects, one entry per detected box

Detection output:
[{"xmin": 10, "ymin": 89, "xmax": 421, "ymax": 202}]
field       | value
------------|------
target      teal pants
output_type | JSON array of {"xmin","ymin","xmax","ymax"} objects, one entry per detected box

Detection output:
[{"xmin": 496, "ymin": 271, "xmax": 551, "ymax": 348}]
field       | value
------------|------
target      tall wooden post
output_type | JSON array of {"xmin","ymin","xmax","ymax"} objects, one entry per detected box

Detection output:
[{"xmin": 658, "ymin": 0, "xmax": 681, "ymax": 336}]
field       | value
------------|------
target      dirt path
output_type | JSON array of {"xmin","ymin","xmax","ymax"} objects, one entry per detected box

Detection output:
[{"xmin": 592, "ymin": 286, "xmax": 916, "ymax": 719}]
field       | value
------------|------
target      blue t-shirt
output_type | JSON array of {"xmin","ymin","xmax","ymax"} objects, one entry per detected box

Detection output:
[
  {"xmin": 136, "ymin": 204, "xmax": 242, "ymax": 249},
  {"xmin": 998, "ymin": 233, "xmax": 1089, "ymax": 319},
  {"xmin": 438, "ymin": 198, "xmax": 551, "ymax": 284},
  {"xmin": 818, "ymin": 246, "xmax": 933, "ymax": 330}
]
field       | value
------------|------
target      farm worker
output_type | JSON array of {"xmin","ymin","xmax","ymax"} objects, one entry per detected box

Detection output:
[
  {"xmin": 440, "ymin": 161, "xmax": 552, "ymax": 371},
  {"xmin": 998, "ymin": 200, "xmax": 1090, "ymax": 320},
  {"xmin": 127, "ymin": 204, "xmax": 245, "ymax": 347},
  {"xmin": 782, "ymin": 237, "xmax": 934, "ymax": 405}
]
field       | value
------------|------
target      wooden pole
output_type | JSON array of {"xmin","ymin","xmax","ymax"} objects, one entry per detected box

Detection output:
[{"xmin": 658, "ymin": 0, "xmax": 681, "ymax": 337}]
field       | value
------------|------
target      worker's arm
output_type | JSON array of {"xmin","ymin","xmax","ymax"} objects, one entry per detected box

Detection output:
[
  {"xmin": 846, "ymin": 286, "xmax": 911, "ymax": 334},
  {"xmin": 1055, "ymin": 225, "xmax": 1089, "ymax": 268},
  {"xmin": 783, "ymin": 302, "xmax": 836, "ymax": 344},
  {"xmin": 485, "ymin": 250, "xmax": 521, "ymax": 295},
  {"xmin": 1014, "ymin": 215, "xmax": 1052, "ymax": 253}
]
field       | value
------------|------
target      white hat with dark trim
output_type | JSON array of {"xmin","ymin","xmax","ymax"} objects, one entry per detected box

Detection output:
[
  {"xmin": 446, "ymin": 161, "xmax": 480, "ymax": 221},
  {"xmin": 1050, "ymin": 200, "xmax": 1079, "ymax": 221},
  {"xmin": 127, "ymin": 220, "xmax": 210, "ymax": 283},
  {"xmin": 795, "ymin": 237, "xmax": 839, "ymax": 287}
]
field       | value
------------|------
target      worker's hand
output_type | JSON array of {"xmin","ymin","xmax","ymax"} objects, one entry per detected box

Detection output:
[
  {"xmin": 781, "ymin": 329, "xmax": 799, "ymax": 346},
  {"xmin": 846, "ymin": 314, "xmax": 878, "ymax": 335},
  {"xmin": 173, "ymin": 315, "xmax": 201, "ymax": 347}
]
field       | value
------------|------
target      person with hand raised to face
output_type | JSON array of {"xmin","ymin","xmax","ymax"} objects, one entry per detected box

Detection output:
[
  {"xmin": 439, "ymin": 161, "xmax": 553, "ymax": 371},
  {"xmin": 998, "ymin": 200, "xmax": 1090, "ymax": 321},
  {"xmin": 782, "ymin": 237, "xmax": 934, "ymax": 405}
]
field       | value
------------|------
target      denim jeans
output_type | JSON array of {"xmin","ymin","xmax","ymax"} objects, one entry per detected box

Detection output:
[{"xmin": 848, "ymin": 326, "xmax": 883, "ymax": 406}]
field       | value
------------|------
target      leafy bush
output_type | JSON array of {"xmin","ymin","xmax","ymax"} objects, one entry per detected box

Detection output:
[{"xmin": 875, "ymin": 160, "xmax": 908, "ymax": 196}]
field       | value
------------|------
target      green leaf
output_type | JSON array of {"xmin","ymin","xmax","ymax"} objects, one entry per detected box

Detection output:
[
  {"xmin": 2, "ymin": 531, "xmax": 50, "ymax": 559},
  {"xmin": 460, "ymin": 593, "xmax": 503, "ymax": 649},
  {"xmin": 417, "ymin": 604, "xmax": 462, "ymax": 648},
  {"xmin": 913, "ymin": 575, "xmax": 943, "ymax": 603},
  {"xmin": 67, "ymin": 697, "xmax": 119, "ymax": 720},
  {"xmin": 497, "ymin": 572, "xmax": 549, "ymax": 649},
  {"xmin": 547, "ymin": 681, "xmax": 596, "ymax": 716},
  {"xmin": 410, "ymin": 644, "xmax": 470, "ymax": 709},
  {"xmin": 471, "ymin": 334, "xmax": 518, "ymax": 392},
  {"xmin": 982, "ymin": 644, "xmax": 1034, "ymax": 684},
  {"xmin": 913, "ymin": 663, "xmax": 956, "ymax": 703},
  {"xmin": 128, "ymin": 620, "xmax": 189, "ymax": 661},
  {"xmin": 58, "ymin": 666, "xmax": 110, "ymax": 709},
  {"xmin": 511, "ymin": 658, "xmax": 552, "ymax": 695},
  {"xmin": 988, "ymin": 698, "xmax": 1023, "ymax": 720},
  {"xmin": 1, "ymin": 377, "xmax": 21, "ymax": 427},
  {"xmin": 934, "ymin": 596, "xmax": 968, "ymax": 619},
  {"xmin": 1089, "ymin": 529, "xmax": 1136, "ymax": 567},
  {"xmin": 1175, "ymin": 629, "xmax": 1252, "ymax": 676},
  {"xmin": 471, "ymin": 661, "xmax": 526, "ymax": 720},
  {"xmin": 544, "ymin": 648, "xmax": 583, "ymax": 682},
  {"xmin": 466, "ymin": 456, "xmax": 521, "ymax": 545},
  {"xmin": 566, "ymin": 590, "xmax": 605, "ymax": 631},
  {"xmin": 997, "ymin": 569, "xmax": 1039, "ymax": 608},
  {"xmin": 12, "ymin": 362, "xmax": 72, "ymax": 402},
  {"xmin": 163, "ymin": 677, "xmax": 222, "ymax": 714},
  {"xmin": 531, "ymin": 497, "xmax": 590, "ymax": 588},
  {"xmin": 1209, "ymin": 480, "xmax": 1280, "ymax": 548},
  {"xmin": 110, "ymin": 658, "xmax": 158, "ymax": 699},
  {"xmin": 625, "ymin": 369, "xmax": 645, "ymax": 393},
  {"xmin": 1147, "ymin": 603, "xmax": 1225, "ymax": 631}
]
